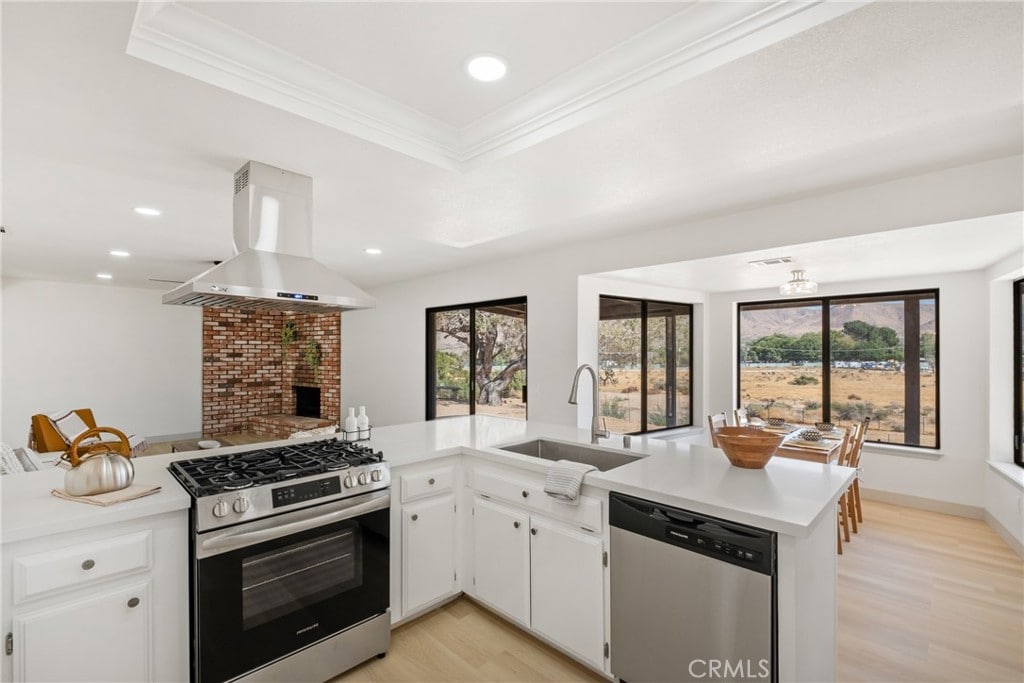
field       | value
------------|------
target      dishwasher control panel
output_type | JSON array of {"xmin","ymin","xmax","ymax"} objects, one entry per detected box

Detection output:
[{"xmin": 667, "ymin": 527, "xmax": 762, "ymax": 563}]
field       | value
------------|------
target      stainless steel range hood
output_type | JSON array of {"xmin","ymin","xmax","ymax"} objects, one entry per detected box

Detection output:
[{"xmin": 163, "ymin": 161, "xmax": 375, "ymax": 313}]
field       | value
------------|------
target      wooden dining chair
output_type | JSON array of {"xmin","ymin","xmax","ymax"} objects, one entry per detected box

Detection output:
[
  {"xmin": 707, "ymin": 413, "xmax": 728, "ymax": 447},
  {"xmin": 835, "ymin": 425, "xmax": 858, "ymax": 548},
  {"xmin": 733, "ymin": 407, "xmax": 749, "ymax": 427},
  {"xmin": 848, "ymin": 417, "xmax": 871, "ymax": 527}
]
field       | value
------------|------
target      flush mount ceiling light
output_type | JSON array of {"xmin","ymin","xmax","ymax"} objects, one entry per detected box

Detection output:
[
  {"xmin": 364, "ymin": 247, "xmax": 382, "ymax": 255},
  {"xmin": 109, "ymin": 249, "xmax": 131, "ymax": 257},
  {"xmin": 780, "ymin": 270, "xmax": 818, "ymax": 297},
  {"xmin": 466, "ymin": 54, "xmax": 507, "ymax": 82},
  {"xmin": 96, "ymin": 273, "xmax": 113, "ymax": 280},
  {"xmin": 134, "ymin": 206, "xmax": 161, "ymax": 217}
]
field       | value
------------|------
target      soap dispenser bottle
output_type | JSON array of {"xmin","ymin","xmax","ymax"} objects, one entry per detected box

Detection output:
[
  {"xmin": 356, "ymin": 406, "xmax": 370, "ymax": 440},
  {"xmin": 345, "ymin": 408, "xmax": 358, "ymax": 441}
]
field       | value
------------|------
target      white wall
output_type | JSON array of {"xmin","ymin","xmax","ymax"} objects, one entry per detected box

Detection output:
[
  {"xmin": 2, "ymin": 278, "xmax": 202, "ymax": 445},
  {"xmin": 709, "ymin": 269, "xmax": 996, "ymax": 509},
  {"xmin": 344, "ymin": 156, "xmax": 1022, "ymax": 431}
]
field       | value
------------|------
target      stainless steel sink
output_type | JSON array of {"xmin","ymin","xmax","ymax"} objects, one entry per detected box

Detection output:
[{"xmin": 498, "ymin": 438, "xmax": 643, "ymax": 472}]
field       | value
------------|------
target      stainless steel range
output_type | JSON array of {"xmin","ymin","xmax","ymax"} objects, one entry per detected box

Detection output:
[{"xmin": 169, "ymin": 438, "xmax": 391, "ymax": 683}]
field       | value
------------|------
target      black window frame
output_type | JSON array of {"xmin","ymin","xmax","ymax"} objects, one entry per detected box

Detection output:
[
  {"xmin": 425, "ymin": 296, "xmax": 527, "ymax": 421},
  {"xmin": 598, "ymin": 295, "xmax": 694, "ymax": 435},
  {"xmin": 1014, "ymin": 278, "xmax": 1023, "ymax": 467},
  {"xmin": 737, "ymin": 288, "xmax": 940, "ymax": 450}
]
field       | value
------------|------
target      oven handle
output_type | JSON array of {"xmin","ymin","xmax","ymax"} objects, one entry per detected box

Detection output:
[{"xmin": 197, "ymin": 489, "xmax": 390, "ymax": 558}]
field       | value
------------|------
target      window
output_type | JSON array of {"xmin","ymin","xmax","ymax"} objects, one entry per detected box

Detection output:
[
  {"xmin": 1014, "ymin": 278, "xmax": 1023, "ymax": 467},
  {"xmin": 598, "ymin": 296, "xmax": 693, "ymax": 434},
  {"xmin": 426, "ymin": 298, "xmax": 527, "ymax": 421},
  {"xmin": 738, "ymin": 290, "xmax": 938, "ymax": 448}
]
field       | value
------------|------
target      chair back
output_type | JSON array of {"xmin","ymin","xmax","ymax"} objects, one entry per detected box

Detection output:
[
  {"xmin": 835, "ymin": 424, "xmax": 857, "ymax": 467},
  {"xmin": 733, "ymin": 407, "xmax": 749, "ymax": 427},
  {"xmin": 707, "ymin": 412, "xmax": 728, "ymax": 447},
  {"xmin": 30, "ymin": 409, "xmax": 98, "ymax": 453},
  {"xmin": 848, "ymin": 417, "xmax": 870, "ymax": 469}
]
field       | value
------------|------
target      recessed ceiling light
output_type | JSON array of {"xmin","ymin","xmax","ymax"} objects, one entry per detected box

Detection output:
[
  {"xmin": 364, "ymin": 247, "xmax": 383, "ymax": 255},
  {"xmin": 96, "ymin": 273, "xmax": 113, "ymax": 280},
  {"xmin": 466, "ymin": 54, "xmax": 507, "ymax": 82},
  {"xmin": 109, "ymin": 250, "xmax": 131, "ymax": 257},
  {"xmin": 134, "ymin": 207, "xmax": 161, "ymax": 217}
]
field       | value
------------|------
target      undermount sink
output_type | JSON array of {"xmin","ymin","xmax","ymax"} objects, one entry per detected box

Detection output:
[{"xmin": 498, "ymin": 438, "xmax": 643, "ymax": 472}]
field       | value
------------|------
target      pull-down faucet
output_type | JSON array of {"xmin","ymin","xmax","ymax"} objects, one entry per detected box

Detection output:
[{"xmin": 569, "ymin": 364, "xmax": 610, "ymax": 444}]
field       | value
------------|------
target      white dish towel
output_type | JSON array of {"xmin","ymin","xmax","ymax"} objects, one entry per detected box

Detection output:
[{"xmin": 543, "ymin": 459, "xmax": 597, "ymax": 505}]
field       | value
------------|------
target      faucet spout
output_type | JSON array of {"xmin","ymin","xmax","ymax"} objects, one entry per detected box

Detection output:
[{"xmin": 569, "ymin": 364, "xmax": 610, "ymax": 444}]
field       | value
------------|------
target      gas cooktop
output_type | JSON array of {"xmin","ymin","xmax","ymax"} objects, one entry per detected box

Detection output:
[{"xmin": 168, "ymin": 438, "xmax": 384, "ymax": 498}]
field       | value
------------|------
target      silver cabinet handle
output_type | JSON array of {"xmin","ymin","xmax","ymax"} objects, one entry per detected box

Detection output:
[
  {"xmin": 513, "ymin": 521, "xmax": 520, "ymax": 529},
  {"xmin": 522, "ymin": 490, "xmax": 529, "ymax": 498},
  {"xmin": 428, "ymin": 478, "xmax": 435, "ymax": 485},
  {"xmin": 81, "ymin": 559, "xmax": 95, "ymax": 571},
  {"xmin": 411, "ymin": 514, "xmax": 419, "ymax": 521},
  {"xmin": 127, "ymin": 597, "xmax": 140, "ymax": 608}
]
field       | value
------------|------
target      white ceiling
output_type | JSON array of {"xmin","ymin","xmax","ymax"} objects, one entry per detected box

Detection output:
[{"xmin": 2, "ymin": 1, "xmax": 1022, "ymax": 293}]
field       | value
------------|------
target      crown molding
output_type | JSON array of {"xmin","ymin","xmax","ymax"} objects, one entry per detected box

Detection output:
[{"xmin": 127, "ymin": 1, "xmax": 869, "ymax": 172}]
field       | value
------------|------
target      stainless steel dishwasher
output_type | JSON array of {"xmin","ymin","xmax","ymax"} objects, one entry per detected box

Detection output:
[{"xmin": 609, "ymin": 492, "xmax": 777, "ymax": 682}]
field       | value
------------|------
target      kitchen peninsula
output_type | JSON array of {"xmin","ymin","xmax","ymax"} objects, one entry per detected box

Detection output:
[{"xmin": 1, "ymin": 416, "xmax": 853, "ymax": 682}]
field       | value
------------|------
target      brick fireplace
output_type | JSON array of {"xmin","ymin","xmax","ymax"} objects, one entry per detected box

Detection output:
[{"xmin": 201, "ymin": 309, "xmax": 340, "ymax": 436}]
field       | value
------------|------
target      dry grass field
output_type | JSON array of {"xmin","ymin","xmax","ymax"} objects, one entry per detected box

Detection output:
[{"xmin": 740, "ymin": 365, "xmax": 937, "ymax": 446}]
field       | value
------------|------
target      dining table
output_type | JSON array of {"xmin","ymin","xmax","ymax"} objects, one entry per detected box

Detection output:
[{"xmin": 758, "ymin": 423, "xmax": 846, "ymax": 464}]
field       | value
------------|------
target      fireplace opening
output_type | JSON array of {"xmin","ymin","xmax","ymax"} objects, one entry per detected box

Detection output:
[{"xmin": 294, "ymin": 386, "xmax": 321, "ymax": 418}]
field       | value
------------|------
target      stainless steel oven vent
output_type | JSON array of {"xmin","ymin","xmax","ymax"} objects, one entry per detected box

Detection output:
[{"xmin": 163, "ymin": 161, "xmax": 375, "ymax": 313}]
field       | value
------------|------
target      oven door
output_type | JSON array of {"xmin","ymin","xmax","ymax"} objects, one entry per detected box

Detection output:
[{"xmin": 194, "ymin": 489, "xmax": 389, "ymax": 683}]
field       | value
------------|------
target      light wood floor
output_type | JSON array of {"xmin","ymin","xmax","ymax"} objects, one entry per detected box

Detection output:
[
  {"xmin": 143, "ymin": 431, "xmax": 271, "ymax": 455},
  {"xmin": 336, "ymin": 500, "xmax": 1023, "ymax": 683}
]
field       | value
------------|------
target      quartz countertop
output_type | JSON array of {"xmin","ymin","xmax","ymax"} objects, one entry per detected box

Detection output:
[{"xmin": 2, "ymin": 416, "xmax": 853, "ymax": 542}]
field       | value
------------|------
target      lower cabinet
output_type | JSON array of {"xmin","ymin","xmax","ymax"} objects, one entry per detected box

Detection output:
[
  {"xmin": 470, "ymin": 494, "xmax": 606, "ymax": 670},
  {"xmin": 472, "ymin": 496, "xmax": 530, "ymax": 625},
  {"xmin": 402, "ymin": 494, "xmax": 457, "ymax": 614},
  {"xmin": 14, "ymin": 581, "xmax": 152, "ymax": 682}
]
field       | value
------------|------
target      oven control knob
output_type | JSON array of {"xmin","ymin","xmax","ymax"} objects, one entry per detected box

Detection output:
[
  {"xmin": 357, "ymin": 472, "xmax": 369, "ymax": 486},
  {"xmin": 371, "ymin": 469, "xmax": 383, "ymax": 483},
  {"xmin": 343, "ymin": 475, "xmax": 355, "ymax": 489},
  {"xmin": 232, "ymin": 496, "xmax": 250, "ymax": 514},
  {"xmin": 212, "ymin": 500, "xmax": 229, "ymax": 518}
]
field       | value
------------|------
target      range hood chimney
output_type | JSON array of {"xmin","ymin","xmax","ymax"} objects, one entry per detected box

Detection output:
[{"xmin": 162, "ymin": 161, "xmax": 375, "ymax": 313}]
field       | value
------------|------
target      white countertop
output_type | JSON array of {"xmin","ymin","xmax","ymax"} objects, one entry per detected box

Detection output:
[{"xmin": 2, "ymin": 416, "xmax": 854, "ymax": 543}]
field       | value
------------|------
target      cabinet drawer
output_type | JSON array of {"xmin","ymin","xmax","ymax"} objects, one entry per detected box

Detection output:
[
  {"xmin": 400, "ymin": 465, "xmax": 455, "ymax": 502},
  {"xmin": 13, "ymin": 531, "xmax": 152, "ymax": 604},
  {"xmin": 473, "ymin": 469, "xmax": 602, "ymax": 532}
]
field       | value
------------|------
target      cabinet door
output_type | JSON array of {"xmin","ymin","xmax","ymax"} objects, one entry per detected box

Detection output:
[
  {"xmin": 402, "ymin": 494, "xmax": 457, "ymax": 614},
  {"xmin": 530, "ymin": 517, "xmax": 605, "ymax": 668},
  {"xmin": 472, "ymin": 497, "xmax": 530, "ymax": 625},
  {"xmin": 14, "ymin": 581, "xmax": 151, "ymax": 682}
]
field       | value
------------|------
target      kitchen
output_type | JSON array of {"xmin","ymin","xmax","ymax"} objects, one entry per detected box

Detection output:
[{"xmin": 2, "ymin": 2, "xmax": 1023, "ymax": 683}]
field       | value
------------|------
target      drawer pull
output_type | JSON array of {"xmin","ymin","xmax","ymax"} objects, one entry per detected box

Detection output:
[
  {"xmin": 127, "ymin": 597, "xmax": 140, "ymax": 608},
  {"xmin": 81, "ymin": 559, "xmax": 95, "ymax": 571},
  {"xmin": 513, "ymin": 521, "xmax": 520, "ymax": 529},
  {"xmin": 521, "ymin": 490, "xmax": 529, "ymax": 498},
  {"xmin": 428, "ymin": 478, "xmax": 435, "ymax": 485},
  {"xmin": 531, "ymin": 528, "xmax": 537, "ymax": 535},
  {"xmin": 411, "ymin": 514, "xmax": 419, "ymax": 521}
]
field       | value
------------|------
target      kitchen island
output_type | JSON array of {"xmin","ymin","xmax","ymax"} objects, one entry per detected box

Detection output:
[{"xmin": 1, "ymin": 416, "xmax": 852, "ymax": 682}]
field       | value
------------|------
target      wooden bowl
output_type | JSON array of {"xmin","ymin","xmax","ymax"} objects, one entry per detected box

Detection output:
[{"xmin": 714, "ymin": 427, "xmax": 785, "ymax": 469}]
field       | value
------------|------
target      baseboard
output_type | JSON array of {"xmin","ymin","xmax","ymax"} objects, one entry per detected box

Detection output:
[
  {"xmin": 860, "ymin": 488, "xmax": 984, "ymax": 519},
  {"xmin": 983, "ymin": 511, "xmax": 1024, "ymax": 560}
]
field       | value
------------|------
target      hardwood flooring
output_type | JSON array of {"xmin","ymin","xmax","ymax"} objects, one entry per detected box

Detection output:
[{"xmin": 335, "ymin": 500, "xmax": 1023, "ymax": 683}]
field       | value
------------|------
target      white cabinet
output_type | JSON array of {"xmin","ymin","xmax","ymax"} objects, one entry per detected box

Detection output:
[
  {"xmin": 469, "ymin": 490, "xmax": 606, "ymax": 670},
  {"xmin": 471, "ymin": 496, "xmax": 530, "ymax": 625},
  {"xmin": 1, "ymin": 510, "xmax": 187, "ymax": 683},
  {"xmin": 13, "ymin": 581, "xmax": 151, "ymax": 682},
  {"xmin": 529, "ymin": 516, "xmax": 605, "ymax": 667},
  {"xmin": 393, "ymin": 459, "xmax": 461, "ymax": 621},
  {"xmin": 402, "ymin": 494, "xmax": 457, "ymax": 614}
]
